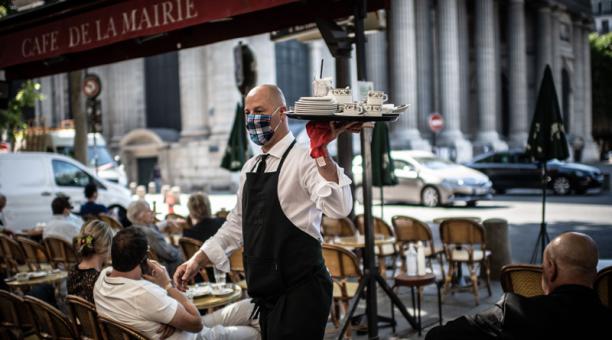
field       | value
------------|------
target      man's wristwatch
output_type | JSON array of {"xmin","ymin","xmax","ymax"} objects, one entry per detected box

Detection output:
[{"xmin": 164, "ymin": 282, "xmax": 173, "ymax": 294}]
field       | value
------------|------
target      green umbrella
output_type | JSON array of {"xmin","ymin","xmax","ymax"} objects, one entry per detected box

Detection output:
[
  {"xmin": 525, "ymin": 65, "xmax": 569, "ymax": 263},
  {"xmin": 371, "ymin": 122, "xmax": 398, "ymax": 218},
  {"xmin": 221, "ymin": 101, "xmax": 250, "ymax": 171}
]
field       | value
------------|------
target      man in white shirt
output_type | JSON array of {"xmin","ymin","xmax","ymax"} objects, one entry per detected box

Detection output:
[
  {"xmin": 95, "ymin": 227, "xmax": 259, "ymax": 340},
  {"xmin": 174, "ymin": 84, "xmax": 358, "ymax": 339},
  {"xmin": 43, "ymin": 196, "xmax": 82, "ymax": 243}
]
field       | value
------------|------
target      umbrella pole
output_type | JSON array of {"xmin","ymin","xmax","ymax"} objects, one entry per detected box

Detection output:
[{"xmin": 530, "ymin": 161, "xmax": 550, "ymax": 263}]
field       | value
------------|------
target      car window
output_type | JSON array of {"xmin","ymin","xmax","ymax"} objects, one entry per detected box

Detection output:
[
  {"xmin": 515, "ymin": 153, "xmax": 532, "ymax": 163},
  {"xmin": 492, "ymin": 153, "xmax": 511, "ymax": 164},
  {"xmin": 413, "ymin": 156, "xmax": 453, "ymax": 169},
  {"xmin": 52, "ymin": 160, "xmax": 92, "ymax": 187},
  {"xmin": 393, "ymin": 159, "xmax": 414, "ymax": 171},
  {"xmin": 476, "ymin": 155, "xmax": 495, "ymax": 163}
]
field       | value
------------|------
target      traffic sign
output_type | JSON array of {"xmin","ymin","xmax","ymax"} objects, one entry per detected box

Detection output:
[
  {"xmin": 428, "ymin": 113, "xmax": 444, "ymax": 133},
  {"xmin": 83, "ymin": 74, "xmax": 101, "ymax": 98}
]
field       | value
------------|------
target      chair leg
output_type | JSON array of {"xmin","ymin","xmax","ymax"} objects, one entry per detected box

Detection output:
[
  {"xmin": 467, "ymin": 262, "xmax": 480, "ymax": 305},
  {"xmin": 484, "ymin": 258, "xmax": 492, "ymax": 297},
  {"xmin": 443, "ymin": 261, "xmax": 454, "ymax": 297},
  {"xmin": 437, "ymin": 253, "xmax": 445, "ymax": 279}
]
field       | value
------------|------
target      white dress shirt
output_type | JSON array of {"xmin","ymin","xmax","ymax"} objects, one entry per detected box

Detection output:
[{"xmin": 202, "ymin": 132, "xmax": 352, "ymax": 272}]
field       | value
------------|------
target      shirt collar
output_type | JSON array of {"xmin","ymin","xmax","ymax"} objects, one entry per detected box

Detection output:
[{"xmin": 265, "ymin": 132, "xmax": 295, "ymax": 159}]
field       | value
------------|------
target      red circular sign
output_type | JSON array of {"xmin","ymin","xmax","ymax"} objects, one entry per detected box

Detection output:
[
  {"xmin": 428, "ymin": 113, "xmax": 444, "ymax": 133},
  {"xmin": 83, "ymin": 74, "xmax": 101, "ymax": 98}
]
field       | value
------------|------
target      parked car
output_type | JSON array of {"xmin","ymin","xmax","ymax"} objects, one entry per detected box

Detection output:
[
  {"xmin": 466, "ymin": 150, "xmax": 605, "ymax": 195},
  {"xmin": 0, "ymin": 152, "xmax": 132, "ymax": 231},
  {"xmin": 353, "ymin": 151, "xmax": 493, "ymax": 207}
]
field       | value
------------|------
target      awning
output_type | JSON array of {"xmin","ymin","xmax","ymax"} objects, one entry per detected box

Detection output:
[{"xmin": 0, "ymin": 0, "xmax": 387, "ymax": 80}]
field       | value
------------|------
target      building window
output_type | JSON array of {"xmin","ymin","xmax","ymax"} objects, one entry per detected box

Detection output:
[
  {"xmin": 560, "ymin": 23, "xmax": 570, "ymax": 42},
  {"xmin": 603, "ymin": 19, "xmax": 610, "ymax": 34}
]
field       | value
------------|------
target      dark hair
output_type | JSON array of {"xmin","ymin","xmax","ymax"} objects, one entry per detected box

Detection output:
[
  {"xmin": 84, "ymin": 183, "xmax": 98, "ymax": 199},
  {"xmin": 111, "ymin": 227, "xmax": 148, "ymax": 272},
  {"xmin": 51, "ymin": 196, "xmax": 72, "ymax": 215}
]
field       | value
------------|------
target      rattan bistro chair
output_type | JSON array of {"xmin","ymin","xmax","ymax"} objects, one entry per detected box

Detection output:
[
  {"xmin": 66, "ymin": 295, "xmax": 104, "ymax": 340},
  {"xmin": 440, "ymin": 218, "xmax": 492, "ymax": 305},
  {"xmin": 43, "ymin": 236, "xmax": 77, "ymax": 270},
  {"xmin": 16, "ymin": 236, "xmax": 51, "ymax": 272},
  {"xmin": 98, "ymin": 315, "xmax": 150, "ymax": 340},
  {"xmin": 178, "ymin": 237, "xmax": 209, "ymax": 282},
  {"xmin": 354, "ymin": 214, "xmax": 399, "ymax": 277},
  {"xmin": 229, "ymin": 247, "xmax": 247, "ymax": 291},
  {"xmin": 0, "ymin": 234, "xmax": 30, "ymax": 274},
  {"xmin": 25, "ymin": 295, "xmax": 78, "ymax": 340},
  {"xmin": 392, "ymin": 215, "xmax": 444, "ymax": 276},
  {"xmin": 322, "ymin": 243, "xmax": 363, "ymax": 338},
  {"xmin": 0, "ymin": 289, "xmax": 35, "ymax": 339},
  {"xmin": 500, "ymin": 264, "xmax": 544, "ymax": 297},
  {"xmin": 321, "ymin": 216, "xmax": 357, "ymax": 241},
  {"xmin": 595, "ymin": 266, "xmax": 612, "ymax": 307}
]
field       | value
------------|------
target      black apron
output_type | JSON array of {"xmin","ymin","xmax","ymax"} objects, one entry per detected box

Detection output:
[{"xmin": 242, "ymin": 140, "xmax": 332, "ymax": 340}]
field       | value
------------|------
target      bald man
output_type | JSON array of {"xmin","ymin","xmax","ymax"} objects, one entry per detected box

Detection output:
[
  {"xmin": 426, "ymin": 232, "xmax": 612, "ymax": 340},
  {"xmin": 174, "ymin": 85, "xmax": 357, "ymax": 339}
]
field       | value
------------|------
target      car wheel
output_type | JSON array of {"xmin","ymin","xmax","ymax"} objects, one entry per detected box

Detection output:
[
  {"xmin": 552, "ymin": 176, "xmax": 571, "ymax": 195},
  {"xmin": 421, "ymin": 186, "xmax": 440, "ymax": 207},
  {"xmin": 466, "ymin": 200, "xmax": 477, "ymax": 207},
  {"xmin": 575, "ymin": 188, "xmax": 587, "ymax": 195}
]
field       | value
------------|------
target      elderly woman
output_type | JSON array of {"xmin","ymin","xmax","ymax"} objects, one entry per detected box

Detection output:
[
  {"xmin": 67, "ymin": 219, "xmax": 114, "ymax": 303},
  {"xmin": 183, "ymin": 192, "xmax": 224, "ymax": 243},
  {"xmin": 126, "ymin": 200, "xmax": 183, "ymax": 275}
]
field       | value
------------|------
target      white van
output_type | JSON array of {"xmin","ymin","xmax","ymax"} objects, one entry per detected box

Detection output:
[
  {"xmin": 47, "ymin": 130, "xmax": 128, "ymax": 186},
  {"xmin": 0, "ymin": 152, "xmax": 132, "ymax": 231}
]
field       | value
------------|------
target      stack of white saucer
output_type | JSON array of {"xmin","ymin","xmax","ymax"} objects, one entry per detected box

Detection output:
[{"xmin": 294, "ymin": 97, "xmax": 338, "ymax": 115}]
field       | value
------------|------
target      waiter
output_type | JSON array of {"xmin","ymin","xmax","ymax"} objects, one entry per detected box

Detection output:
[{"xmin": 174, "ymin": 84, "xmax": 356, "ymax": 339}]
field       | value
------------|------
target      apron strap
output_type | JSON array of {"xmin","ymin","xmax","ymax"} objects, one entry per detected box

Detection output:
[{"xmin": 277, "ymin": 139, "xmax": 296, "ymax": 170}]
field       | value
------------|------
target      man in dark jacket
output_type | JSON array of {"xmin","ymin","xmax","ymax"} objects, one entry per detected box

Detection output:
[{"xmin": 426, "ymin": 232, "xmax": 612, "ymax": 340}]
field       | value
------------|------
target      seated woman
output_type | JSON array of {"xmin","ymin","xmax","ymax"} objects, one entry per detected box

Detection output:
[
  {"xmin": 182, "ymin": 192, "xmax": 224, "ymax": 243},
  {"xmin": 67, "ymin": 219, "xmax": 113, "ymax": 303},
  {"xmin": 126, "ymin": 200, "xmax": 183, "ymax": 276}
]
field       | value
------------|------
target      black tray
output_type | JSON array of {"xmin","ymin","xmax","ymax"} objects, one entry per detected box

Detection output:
[{"xmin": 287, "ymin": 112, "xmax": 399, "ymax": 122}]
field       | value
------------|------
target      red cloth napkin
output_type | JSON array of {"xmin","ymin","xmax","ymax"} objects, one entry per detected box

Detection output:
[{"xmin": 306, "ymin": 121, "xmax": 341, "ymax": 159}]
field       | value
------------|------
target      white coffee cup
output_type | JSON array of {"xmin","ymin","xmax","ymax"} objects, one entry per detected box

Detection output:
[
  {"xmin": 341, "ymin": 103, "xmax": 364, "ymax": 115},
  {"xmin": 312, "ymin": 78, "xmax": 333, "ymax": 97},
  {"xmin": 367, "ymin": 91, "xmax": 389, "ymax": 105},
  {"xmin": 329, "ymin": 87, "xmax": 353, "ymax": 104},
  {"xmin": 363, "ymin": 104, "xmax": 383, "ymax": 116}
]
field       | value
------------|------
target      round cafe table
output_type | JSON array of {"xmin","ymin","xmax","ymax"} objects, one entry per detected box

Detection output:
[
  {"xmin": 5, "ymin": 270, "xmax": 68, "ymax": 289},
  {"xmin": 432, "ymin": 216, "xmax": 482, "ymax": 224},
  {"xmin": 192, "ymin": 284, "xmax": 242, "ymax": 311},
  {"xmin": 330, "ymin": 234, "xmax": 396, "ymax": 249}
]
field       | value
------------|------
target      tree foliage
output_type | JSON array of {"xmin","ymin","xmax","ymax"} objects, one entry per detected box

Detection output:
[
  {"xmin": 0, "ymin": 81, "xmax": 44, "ymax": 150},
  {"xmin": 591, "ymin": 32, "xmax": 612, "ymax": 144}
]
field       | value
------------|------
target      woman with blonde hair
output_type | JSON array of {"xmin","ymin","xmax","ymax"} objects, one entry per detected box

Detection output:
[
  {"xmin": 67, "ymin": 219, "xmax": 113, "ymax": 303},
  {"xmin": 183, "ymin": 192, "xmax": 224, "ymax": 243}
]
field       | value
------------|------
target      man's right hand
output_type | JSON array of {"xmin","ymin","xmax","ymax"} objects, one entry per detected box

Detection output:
[
  {"xmin": 173, "ymin": 255, "xmax": 204, "ymax": 292},
  {"xmin": 143, "ymin": 260, "xmax": 171, "ymax": 289}
]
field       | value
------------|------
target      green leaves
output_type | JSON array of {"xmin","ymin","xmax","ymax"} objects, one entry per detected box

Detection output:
[{"xmin": 0, "ymin": 80, "xmax": 44, "ymax": 150}]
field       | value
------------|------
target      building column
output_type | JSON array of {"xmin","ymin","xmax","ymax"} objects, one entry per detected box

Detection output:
[
  {"xmin": 437, "ymin": 0, "xmax": 472, "ymax": 161},
  {"xmin": 365, "ymin": 31, "xmax": 389, "ymax": 93},
  {"xmin": 389, "ymin": 0, "xmax": 429, "ymax": 150},
  {"xmin": 536, "ymin": 3, "xmax": 553, "ymax": 84},
  {"xmin": 581, "ymin": 22, "xmax": 599, "ymax": 162},
  {"xmin": 474, "ymin": 0, "xmax": 507, "ymax": 151},
  {"xmin": 507, "ymin": 0, "xmax": 529, "ymax": 148},
  {"xmin": 550, "ymin": 6, "xmax": 561, "ymax": 84},
  {"xmin": 571, "ymin": 19, "xmax": 585, "ymax": 141},
  {"xmin": 179, "ymin": 46, "xmax": 210, "ymax": 141},
  {"xmin": 456, "ymin": 0, "xmax": 472, "ymax": 137},
  {"xmin": 416, "ymin": 0, "xmax": 433, "ymax": 138}
]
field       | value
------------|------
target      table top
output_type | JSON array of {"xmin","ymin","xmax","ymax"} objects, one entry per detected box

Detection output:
[
  {"xmin": 5, "ymin": 270, "xmax": 68, "ymax": 287},
  {"xmin": 432, "ymin": 216, "xmax": 482, "ymax": 224},
  {"xmin": 192, "ymin": 284, "xmax": 242, "ymax": 310},
  {"xmin": 329, "ymin": 234, "xmax": 396, "ymax": 248},
  {"xmin": 394, "ymin": 273, "xmax": 437, "ymax": 287}
]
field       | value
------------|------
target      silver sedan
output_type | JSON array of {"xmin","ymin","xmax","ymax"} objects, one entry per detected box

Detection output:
[{"xmin": 353, "ymin": 151, "xmax": 493, "ymax": 207}]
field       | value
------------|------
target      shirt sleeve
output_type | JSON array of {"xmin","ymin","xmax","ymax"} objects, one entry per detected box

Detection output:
[
  {"xmin": 201, "ymin": 168, "xmax": 246, "ymax": 272},
  {"xmin": 139, "ymin": 285, "xmax": 179, "ymax": 325},
  {"xmin": 301, "ymin": 157, "xmax": 353, "ymax": 219}
]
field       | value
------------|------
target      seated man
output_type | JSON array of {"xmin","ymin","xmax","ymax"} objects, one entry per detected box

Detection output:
[
  {"xmin": 127, "ymin": 200, "xmax": 183, "ymax": 275},
  {"xmin": 94, "ymin": 227, "xmax": 259, "ymax": 340},
  {"xmin": 43, "ymin": 196, "xmax": 82, "ymax": 243},
  {"xmin": 426, "ymin": 232, "xmax": 612, "ymax": 340},
  {"xmin": 79, "ymin": 183, "xmax": 108, "ymax": 219}
]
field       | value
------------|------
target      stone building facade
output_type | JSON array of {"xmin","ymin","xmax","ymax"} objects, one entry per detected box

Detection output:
[{"xmin": 34, "ymin": 0, "xmax": 597, "ymax": 191}]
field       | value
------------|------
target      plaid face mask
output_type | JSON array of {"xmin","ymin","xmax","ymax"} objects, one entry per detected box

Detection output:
[{"xmin": 246, "ymin": 108, "xmax": 280, "ymax": 146}]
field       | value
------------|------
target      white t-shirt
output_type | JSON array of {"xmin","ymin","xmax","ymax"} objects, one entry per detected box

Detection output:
[
  {"xmin": 94, "ymin": 267, "xmax": 195, "ymax": 340},
  {"xmin": 43, "ymin": 214, "xmax": 82, "ymax": 243}
]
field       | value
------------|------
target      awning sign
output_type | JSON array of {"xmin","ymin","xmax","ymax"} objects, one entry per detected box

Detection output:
[{"xmin": 0, "ymin": 0, "xmax": 295, "ymax": 69}]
